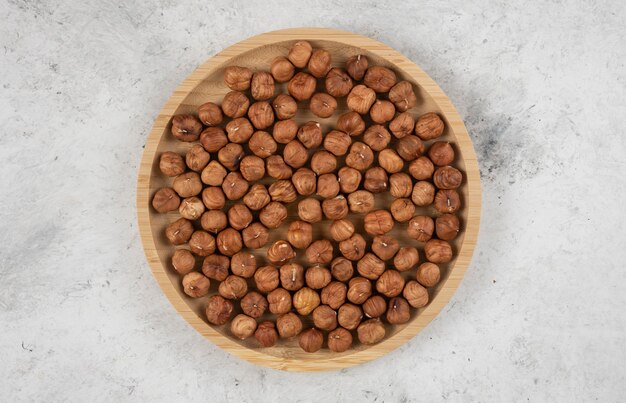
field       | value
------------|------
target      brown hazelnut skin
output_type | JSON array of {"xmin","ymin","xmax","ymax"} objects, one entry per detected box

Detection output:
[
  {"xmin": 242, "ymin": 222, "xmax": 270, "ymax": 249},
  {"xmin": 364, "ymin": 66, "xmax": 397, "ymax": 93},
  {"xmin": 219, "ymin": 275, "xmax": 248, "ymax": 299},
  {"xmin": 272, "ymin": 94, "xmax": 298, "ymax": 121},
  {"xmin": 346, "ymin": 142, "xmax": 374, "ymax": 171},
  {"xmin": 240, "ymin": 291, "xmax": 268, "ymax": 318},
  {"xmin": 397, "ymin": 135, "xmax": 425, "ymax": 161},
  {"xmin": 364, "ymin": 167, "xmax": 388, "ymax": 193},
  {"xmin": 338, "ymin": 303, "xmax": 363, "ymax": 330},
  {"xmin": 337, "ymin": 111, "xmax": 366, "ymax": 136},
  {"xmin": 277, "ymin": 312, "xmax": 303, "ymax": 339},
  {"xmin": 308, "ymin": 49, "xmax": 332, "ymax": 78},
  {"xmin": 292, "ymin": 168, "xmax": 317, "ymax": 195},
  {"xmin": 259, "ymin": 201, "xmax": 288, "ymax": 229},
  {"xmin": 173, "ymin": 172, "xmax": 203, "ymax": 198},
  {"xmin": 171, "ymin": 249, "xmax": 195, "ymax": 275},
  {"xmin": 322, "ymin": 196, "xmax": 349, "ymax": 220},
  {"xmin": 424, "ymin": 239, "xmax": 453, "ymax": 263},
  {"xmin": 364, "ymin": 210, "xmax": 395, "ymax": 235},
  {"xmin": 321, "ymin": 281, "xmax": 348, "ymax": 310},
  {"xmin": 390, "ymin": 198, "xmax": 415, "ymax": 222},
  {"xmin": 434, "ymin": 189, "xmax": 461, "ymax": 214},
  {"xmin": 317, "ymin": 174, "xmax": 340, "ymax": 199},
  {"xmin": 280, "ymin": 263, "xmax": 305, "ymax": 291},
  {"xmin": 171, "ymin": 115, "xmax": 203, "ymax": 142},
  {"xmin": 346, "ymin": 84, "xmax": 376, "ymax": 114},
  {"xmin": 293, "ymin": 287, "xmax": 321, "ymax": 316},
  {"xmin": 339, "ymin": 234, "xmax": 367, "ymax": 261},
  {"xmin": 370, "ymin": 99, "xmax": 395, "ymax": 124},
  {"xmin": 283, "ymin": 140, "xmax": 309, "ymax": 168},
  {"xmin": 433, "ymin": 166, "xmax": 462, "ymax": 189},
  {"xmin": 312, "ymin": 305, "xmax": 338, "ymax": 331},
  {"xmin": 306, "ymin": 266, "xmax": 332, "ymax": 289},
  {"xmin": 297, "ymin": 121, "xmax": 323, "ymax": 149},
  {"xmin": 186, "ymin": 144, "xmax": 211, "ymax": 172},
  {"xmin": 198, "ymin": 101, "xmax": 223, "ymax": 126},
  {"xmin": 371, "ymin": 235, "xmax": 400, "ymax": 261},
  {"xmin": 328, "ymin": 327, "xmax": 353, "ymax": 353},
  {"xmin": 411, "ymin": 181, "xmax": 436, "ymax": 207},
  {"xmin": 216, "ymin": 228, "xmax": 243, "ymax": 257},
  {"xmin": 201, "ymin": 161, "xmax": 228, "ymax": 186},
  {"xmin": 389, "ymin": 112, "xmax": 415, "ymax": 138},
  {"xmin": 394, "ymin": 247, "xmax": 420, "ymax": 272},
  {"xmin": 403, "ymin": 280, "xmax": 429, "ymax": 308},
  {"xmin": 230, "ymin": 251, "xmax": 257, "ymax": 278},
  {"xmin": 346, "ymin": 54, "xmax": 369, "ymax": 80},
  {"xmin": 221, "ymin": 91, "xmax": 250, "ymax": 119},
  {"xmin": 268, "ymin": 288, "xmax": 292, "ymax": 314},
  {"xmin": 357, "ymin": 319, "xmax": 386, "ymax": 344},
  {"xmin": 266, "ymin": 155, "xmax": 293, "ymax": 179},
  {"xmin": 287, "ymin": 220, "xmax": 313, "ymax": 249},
  {"xmin": 270, "ymin": 56, "xmax": 295, "ymax": 82},
  {"xmin": 331, "ymin": 257, "xmax": 354, "ymax": 282},
  {"xmin": 218, "ymin": 143, "xmax": 245, "ymax": 171},
  {"xmin": 389, "ymin": 173, "xmax": 413, "ymax": 198},
  {"xmin": 417, "ymin": 262, "xmax": 441, "ymax": 287},
  {"xmin": 376, "ymin": 270, "xmax": 406, "ymax": 297},
  {"xmin": 272, "ymin": 119, "xmax": 298, "ymax": 144},
  {"xmin": 363, "ymin": 295, "xmax": 387, "ymax": 319},
  {"xmin": 200, "ymin": 209, "xmax": 228, "ymax": 233},
  {"xmin": 222, "ymin": 172, "xmax": 249, "ymax": 200},
  {"xmin": 363, "ymin": 125, "xmax": 392, "ymax": 152},
  {"xmin": 309, "ymin": 93, "xmax": 337, "ymax": 118},
  {"xmin": 386, "ymin": 297, "xmax": 411, "ymax": 324},
  {"xmin": 329, "ymin": 219, "xmax": 355, "ymax": 242},
  {"xmin": 347, "ymin": 277, "xmax": 373, "ymax": 304},
  {"xmin": 205, "ymin": 295, "xmax": 234, "ymax": 325},
  {"xmin": 415, "ymin": 112, "xmax": 445, "ymax": 140},
  {"xmin": 338, "ymin": 167, "xmax": 362, "ymax": 193},
  {"xmin": 224, "ymin": 66, "xmax": 252, "ymax": 91},
  {"xmin": 201, "ymin": 187, "xmax": 226, "ymax": 210},
  {"xmin": 407, "ymin": 215, "xmax": 434, "ymax": 242},
  {"xmin": 254, "ymin": 265, "xmax": 280, "ymax": 293},
  {"xmin": 152, "ymin": 187, "xmax": 180, "ymax": 213},
  {"xmin": 226, "ymin": 117, "xmax": 254, "ymax": 143},
  {"xmin": 288, "ymin": 40, "xmax": 313, "ymax": 68},
  {"xmin": 388, "ymin": 81, "xmax": 417, "ymax": 112},
  {"xmin": 243, "ymin": 184, "xmax": 271, "ymax": 211},
  {"xmin": 428, "ymin": 141, "xmax": 455, "ymax": 166},
  {"xmin": 357, "ymin": 253, "xmax": 385, "ymax": 280},
  {"xmin": 305, "ymin": 240, "xmax": 334, "ymax": 265},
  {"xmin": 268, "ymin": 180, "xmax": 298, "ymax": 203},
  {"xmin": 298, "ymin": 197, "xmax": 322, "ymax": 223},
  {"xmin": 165, "ymin": 218, "xmax": 193, "ymax": 245},
  {"xmin": 179, "ymin": 197, "xmax": 205, "ymax": 220},
  {"xmin": 379, "ymin": 149, "xmax": 405, "ymax": 174},
  {"xmin": 159, "ymin": 152, "xmax": 185, "ymax": 177},
  {"xmin": 324, "ymin": 130, "xmax": 352, "ymax": 156},
  {"xmin": 267, "ymin": 240, "xmax": 296, "ymax": 265},
  {"xmin": 299, "ymin": 328, "xmax": 324, "ymax": 353},
  {"xmin": 255, "ymin": 321, "xmax": 279, "ymax": 347},
  {"xmin": 250, "ymin": 71, "xmax": 275, "ymax": 101},
  {"xmin": 239, "ymin": 155, "xmax": 265, "ymax": 182},
  {"xmin": 247, "ymin": 101, "xmax": 275, "ymax": 130},
  {"xmin": 436, "ymin": 214, "xmax": 460, "ymax": 241},
  {"xmin": 200, "ymin": 127, "xmax": 229, "ymax": 153},
  {"xmin": 288, "ymin": 72, "xmax": 317, "ymax": 101},
  {"xmin": 202, "ymin": 254, "xmax": 230, "ymax": 281},
  {"xmin": 347, "ymin": 190, "xmax": 375, "ymax": 214},
  {"xmin": 230, "ymin": 314, "xmax": 257, "ymax": 340},
  {"xmin": 182, "ymin": 272, "xmax": 210, "ymax": 298},
  {"xmin": 409, "ymin": 156, "xmax": 435, "ymax": 180},
  {"xmin": 325, "ymin": 67, "xmax": 353, "ymax": 97}
]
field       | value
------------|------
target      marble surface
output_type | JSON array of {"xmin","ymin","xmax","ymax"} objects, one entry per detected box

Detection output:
[{"xmin": 1, "ymin": 0, "xmax": 625, "ymax": 401}]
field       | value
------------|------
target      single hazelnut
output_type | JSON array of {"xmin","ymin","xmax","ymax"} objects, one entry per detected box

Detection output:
[
  {"xmin": 248, "ymin": 101, "xmax": 275, "ymax": 130},
  {"xmin": 337, "ymin": 167, "xmax": 362, "ymax": 193},
  {"xmin": 376, "ymin": 270, "xmax": 405, "ymax": 297},
  {"xmin": 347, "ymin": 190, "xmax": 375, "ymax": 214},
  {"xmin": 200, "ymin": 208, "xmax": 227, "ymax": 233},
  {"xmin": 364, "ymin": 210, "xmax": 395, "ymax": 235},
  {"xmin": 428, "ymin": 141, "xmax": 455, "ymax": 166},
  {"xmin": 242, "ymin": 222, "xmax": 270, "ymax": 249},
  {"xmin": 173, "ymin": 171, "xmax": 202, "ymax": 197},
  {"xmin": 312, "ymin": 305, "xmax": 338, "ymax": 331},
  {"xmin": 268, "ymin": 180, "xmax": 297, "ymax": 203},
  {"xmin": 338, "ymin": 303, "xmax": 363, "ymax": 330},
  {"xmin": 299, "ymin": 328, "xmax": 324, "ymax": 353},
  {"xmin": 243, "ymin": 184, "xmax": 271, "ymax": 211},
  {"xmin": 308, "ymin": 49, "xmax": 332, "ymax": 78},
  {"xmin": 255, "ymin": 321, "xmax": 279, "ymax": 347},
  {"xmin": 328, "ymin": 327, "xmax": 353, "ymax": 352},
  {"xmin": 363, "ymin": 295, "xmax": 387, "ymax": 318},
  {"xmin": 222, "ymin": 172, "xmax": 249, "ymax": 200},
  {"xmin": 346, "ymin": 84, "xmax": 376, "ymax": 114},
  {"xmin": 370, "ymin": 99, "xmax": 395, "ymax": 124},
  {"xmin": 186, "ymin": 144, "xmax": 211, "ymax": 172},
  {"xmin": 276, "ymin": 312, "xmax": 303, "ymax": 338},
  {"xmin": 434, "ymin": 189, "xmax": 461, "ymax": 214},
  {"xmin": 325, "ymin": 67, "xmax": 353, "ymax": 97},
  {"xmin": 152, "ymin": 187, "xmax": 180, "ymax": 213},
  {"xmin": 389, "ymin": 112, "xmax": 415, "ymax": 138},
  {"xmin": 172, "ymin": 249, "xmax": 195, "ymax": 275},
  {"xmin": 288, "ymin": 72, "xmax": 316, "ymax": 101},
  {"xmin": 323, "ymin": 130, "xmax": 351, "ymax": 156},
  {"xmin": 230, "ymin": 314, "xmax": 257, "ymax": 340},
  {"xmin": 254, "ymin": 265, "xmax": 280, "ymax": 293},
  {"xmin": 411, "ymin": 181, "xmax": 435, "ymax": 206},
  {"xmin": 364, "ymin": 66, "xmax": 397, "ymax": 93},
  {"xmin": 182, "ymin": 272, "xmax": 210, "ymax": 298},
  {"xmin": 170, "ymin": 114, "xmax": 202, "ymax": 142},
  {"xmin": 346, "ymin": 54, "xmax": 368, "ymax": 80},
  {"xmin": 292, "ymin": 168, "xmax": 317, "ymax": 195},
  {"xmin": 240, "ymin": 291, "xmax": 268, "ymax": 318},
  {"xmin": 272, "ymin": 94, "xmax": 298, "ymax": 120},
  {"xmin": 259, "ymin": 201, "xmax": 288, "ymax": 229},
  {"xmin": 339, "ymin": 234, "xmax": 367, "ymax": 261},
  {"xmin": 223, "ymin": 66, "xmax": 252, "ymax": 91},
  {"xmin": 250, "ymin": 71, "xmax": 275, "ymax": 101},
  {"xmin": 357, "ymin": 253, "xmax": 385, "ymax": 280},
  {"xmin": 205, "ymin": 295, "xmax": 234, "ymax": 325},
  {"xmin": 322, "ymin": 196, "xmax": 349, "ymax": 220},
  {"xmin": 179, "ymin": 197, "xmax": 205, "ymax": 220},
  {"xmin": 424, "ymin": 239, "xmax": 453, "ymax": 263},
  {"xmin": 280, "ymin": 263, "xmax": 305, "ymax": 291},
  {"xmin": 389, "ymin": 173, "xmax": 413, "ymax": 198},
  {"xmin": 272, "ymin": 119, "xmax": 298, "ymax": 144},
  {"xmin": 230, "ymin": 251, "xmax": 257, "ymax": 278},
  {"xmin": 221, "ymin": 91, "xmax": 250, "ymax": 118},
  {"xmin": 293, "ymin": 287, "xmax": 321, "ymax": 315},
  {"xmin": 394, "ymin": 247, "xmax": 419, "ymax": 272},
  {"xmin": 415, "ymin": 112, "xmax": 445, "ymax": 140},
  {"xmin": 270, "ymin": 56, "xmax": 295, "ymax": 82},
  {"xmin": 371, "ymin": 235, "xmax": 400, "ymax": 261},
  {"xmin": 159, "ymin": 152, "xmax": 185, "ymax": 177},
  {"xmin": 287, "ymin": 220, "xmax": 313, "ymax": 249},
  {"xmin": 397, "ymin": 135, "xmax": 425, "ymax": 161},
  {"xmin": 329, "ymin": 219, "xmax": 355, "ymax": 242},
  {"xmin": 403, "ymin": 280, "xmax": 429, "ymax": 308},
  {"xmin": 268, "ymin": 288, "xmax": 292, "ymax": 314},
  {"xmin": 267, "ymin": 240, "xmax": 296, "ymax": 265},
  {"xmin": 306, "ymin": 266, "xmax": 332, "ymax": 289},
  {"xmin": 416, "ymin": 262, "xmax": 441, "ymax": 287},
  {"xmin": 201, "ymin": 161, "xmax": 228, "ymax": 186},
  {"xmin": 165, "ymin": 218, "xmax": 193, "ymax": 245},
  {"xmin": 201, "ymin": 186, "xmax": 226, "ymax": 210},
  {"xmin": 283, "ymin": 140, "xmax": 309, "ymax": 168},
  {"xmin": 198, "ymin": 101, "xmax": 223, "ymax": 126},
  {"xmin": 298, "ymin": 198, "xmax": 322, "ymax": 223},
  {"xmin": 347, "ymin": 277, "xmax": 372, "ymax": 304},
  {"xmin": 306, "ymin": 240, "xmax": 334, "ymax": 265},
  {"xmin": 288, "ymin": 40, "xmax": 313, "ymax": 68},
  {"xmin": 390, "ymin": 198, "xmax": 415, "ymax": 222},
  {"xmin": 200, "ymin": 127, "xmax": 229, "ymax": 152},
  {"xmin": 345, "ymin": 141, "xmax": 374, "ymax": 171},
  {"xmin": 217, "ymin": 143, "xmax": 245, "ymax": 171},
  {"xmin": 248, "ymin": 131, "xmax": 277, "ymax": 159},
  {"xmin": 266, "ymin": 155, "xmax": 292, "ymax": 179},
  {"xmin": 433, "ymin": 166, "xmax": 462, "ymax": 189},
  {"xmin": 363, "ymin": 125, "xmax": 391, "ymax": 151},
  {"xmin": 331, "ymin": 257, "xmax": 354, "ymax": 282},
  {"xmin": 388, "ymin": 81, "xmax": 417, "ymax": 112},
  {"xmin": 337, "ymin": 111, "xmax": 366, "ymax": 136},
  {"xmin": 239, "ymin": 155, "xmax": 265, "ymax": 182},
  {"xmin": 297, "ymin": 121, "xmax": 323, "ymax": 149},
  {"xmin": 409, "ymin": 156, "xmax": 435, "ymax": 180},
  {"xmin": 321, "ymin": 281, "xmax": 347, "ymax": 310},
  {"xmin": 386, "ymin": 297, "xmax": 411, "ymax": 324},
  {"xmin": 316, "ymin": 174, "xmax": 340, "ymax": 199},
  {"xmin": 379, "ymin": 149, "xmax": 404, "ymax": 174},
  {"xmin": 202, "ymin": 254, "xmax": 230, "ymax": 281},
  {"xmin": 219, "ymin": 275, "xmax": 248, "ymax": 299},
  {"xmin": 357, "ymin": 319, "xmax": 386, "ymax": 344},
  {"xmin": 226, "ymin": 117, "xmax": 254, "ymax": 143},
  {"xmin": 364, "ymin": 167, "xmax": 388, "ymax": 193},
  {"xmin": 407, "ymin": 215, "xmax": 434, "ymax": 242},
  {"xmin": 309, "ymin": 93, "xmax": 337, "ymax": 118},
  {"xmin": 216, "ymin": 228, "xmax": 243, "ymax": 256},
  {"xmin": 436, "ymin": 214, "xmax": 460, "ymax": 241}
]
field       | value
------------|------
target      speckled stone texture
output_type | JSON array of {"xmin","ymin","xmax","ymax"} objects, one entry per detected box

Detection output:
[{"xmin": 1, "ymin": 0, "xmax": 625, "ymax": 401}]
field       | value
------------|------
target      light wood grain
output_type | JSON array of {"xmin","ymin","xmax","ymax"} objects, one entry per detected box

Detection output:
[{"xmin": 136, "ymin": 28, "xmax": 481, "ymax": 372}]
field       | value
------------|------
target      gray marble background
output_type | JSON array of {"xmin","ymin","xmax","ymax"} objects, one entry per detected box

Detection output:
[{"xmin": 1, "ymin": 0, "xmax": 625, "ymax": 401}]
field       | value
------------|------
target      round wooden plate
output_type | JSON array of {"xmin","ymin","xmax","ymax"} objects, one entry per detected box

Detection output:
[{"xmin": 137, "ymin": 28, "xmax": 481, "ymax": 371}]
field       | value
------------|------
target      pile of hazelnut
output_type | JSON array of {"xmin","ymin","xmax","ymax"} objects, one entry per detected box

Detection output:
[{"xmin": 152, "ymin": 40, "xmax": 462, "ymax": 353}]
